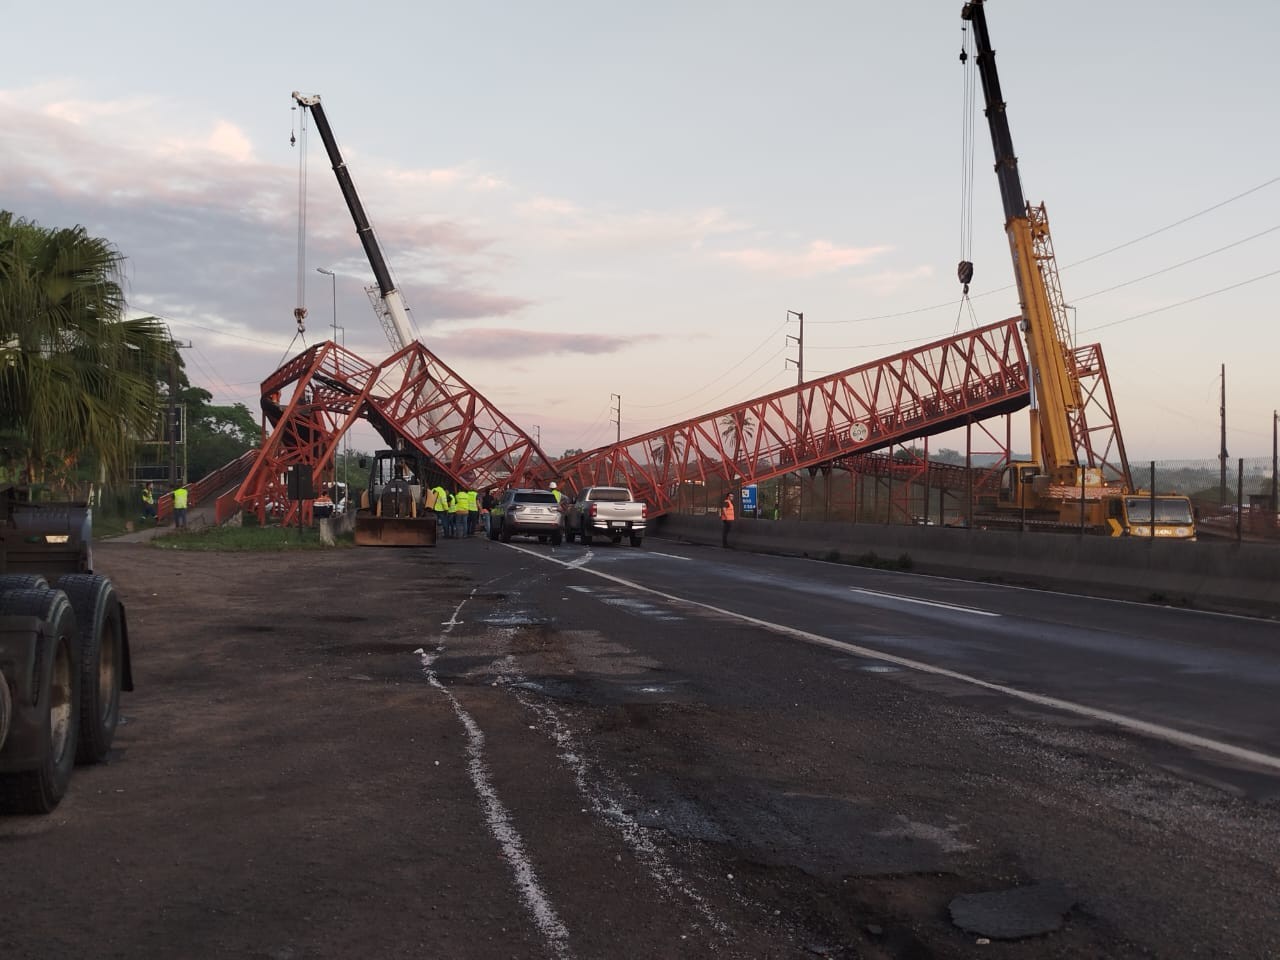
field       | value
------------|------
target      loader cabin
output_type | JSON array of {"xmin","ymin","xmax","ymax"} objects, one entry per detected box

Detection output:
[{"xmin": 1112, "ymin": 495, "xmax": 1196, "ymax": 540}]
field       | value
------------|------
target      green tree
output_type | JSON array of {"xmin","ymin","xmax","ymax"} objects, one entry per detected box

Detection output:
[
  {"xmin": 180, "ymin": 382, "xmax": 258, "ymax": 481},
  {"xmin": 0, "ymin": 212, "xmax": 170, "ymax": 486}
]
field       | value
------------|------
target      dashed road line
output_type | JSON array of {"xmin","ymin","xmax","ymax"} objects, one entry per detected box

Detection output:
[
  {"xmin": 501, "ymin": 541, "xmax": 1280, "ymax": 775},
  {"xmin": 850, "ymin": 587, "xmax": 1001, "ymax": 617}
]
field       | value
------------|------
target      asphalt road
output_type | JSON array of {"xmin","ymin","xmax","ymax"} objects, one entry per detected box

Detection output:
[
  {"xmin": 3, "ymin": 534, "xmax": 1277, "ymax": 959},
  {"xmin": 540, "ymin": 536, "xmax": 1280, "ymax": 777},
  {"xmin": 471, "ymin": 533, "xmax": 1280, "ymax": 955}
]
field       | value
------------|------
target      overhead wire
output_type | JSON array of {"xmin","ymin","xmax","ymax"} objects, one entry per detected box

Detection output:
[
  {"xmin": 805, "ymin": 173, "xmax": 1280, "ymax": 327},
  {"xmin": 628, "ymin": 316, "xmax": 791, "ymax": 410},
  {"xmin": 1080, "ymin": 266, "xmax": 1280, "ymax": 334},
  {"xmin": 1062, "ymin": 175, "xmax": 1280, "ymax": 270},
  {"xmin": 1070, "ymin": 223, "xmax": 1280, "ymax": 303}
]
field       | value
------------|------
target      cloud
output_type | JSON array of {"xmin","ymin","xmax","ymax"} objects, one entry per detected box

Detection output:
[
  {"xmin": 847, "ymin": 264, "xmax": 936, "ymax": 296},
  {"xmin": 0, "ymin": 88, "xmax": 528, "ymax": 334},
  {"xmin": 514, "ymin": 195, "xmax": 745, "ymax": 253},
  {"xmin": 425, "ymin": 328, "xmax": 659, "ymax": 360},
  {"xmin": 717, "ymin": 240, "xmax": 891, "ymax": 278}
]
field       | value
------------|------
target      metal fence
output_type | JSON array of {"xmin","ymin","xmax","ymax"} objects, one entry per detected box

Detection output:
[{"xmin": 680, "ymin": 455, "xmax": 1279, "ymax": 542}]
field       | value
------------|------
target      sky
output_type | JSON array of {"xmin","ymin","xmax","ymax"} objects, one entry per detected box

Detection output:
[{"xmin": 3, "ymin": 0, "xmax": 1279, "ymax": 463}]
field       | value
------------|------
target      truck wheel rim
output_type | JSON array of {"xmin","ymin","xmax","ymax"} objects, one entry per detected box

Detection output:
[
  {"xmin": 98, "ymin": 617, "xmax": 119, "ymax": 721},
  {"xmin": 50, "ymin": 640, "xmax": 73, "ymax": 760}
]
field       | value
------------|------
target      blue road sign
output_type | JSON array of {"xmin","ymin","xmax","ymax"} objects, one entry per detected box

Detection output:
[{"xmin": 740, "ymin": 484, "xmax": 757, "ymax": 513}]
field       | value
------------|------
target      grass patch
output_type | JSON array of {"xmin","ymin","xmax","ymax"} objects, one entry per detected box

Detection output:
[
  {"xmin": 152, "ymin": 525, "xmax": 351, "ymax": 552},
  {"xmin": 92, "ymin": 513, "xmax": 134, "ymax": 540}
]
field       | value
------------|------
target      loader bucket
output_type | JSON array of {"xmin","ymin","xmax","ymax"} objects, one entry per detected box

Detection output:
[{"xmin": 354, "ymin": 513, "xmax": 438, "ymax": 547}]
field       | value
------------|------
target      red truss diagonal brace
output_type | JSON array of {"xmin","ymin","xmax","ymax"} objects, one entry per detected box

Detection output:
[
  {"xmin": 554, "ymin": 319, "xmax": 1031, "ymax": 515},
  {"xmin": 365, "ymin": 341, "xmax": 557, "ymax": 490},
  {"xmin": 235, "ymin": 338, "xmax": 558, "ymax": 524}
]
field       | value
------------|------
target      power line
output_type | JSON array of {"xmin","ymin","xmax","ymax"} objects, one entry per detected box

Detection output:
[
  {"xmin": 162, "ymin": 315, "xmax": 297, "ymax": 350},
  {"xmin": 1063, "ymin": 175, "xmax": 1280, "ymax": 270},
  {"xmin": 1071, "ymin": 224, "xmax": 1280, "ymax": 303},
  {"xmin": 807, "ymin": 173, "xmax": 1280, "ymax": 327},
  {"xmin": 1081, "ymin": 267, "xmax": 1280, "ymax": 334},
  {"xmin": 629, "ymin": 317, "xmax": 790, "ymax": 410}
]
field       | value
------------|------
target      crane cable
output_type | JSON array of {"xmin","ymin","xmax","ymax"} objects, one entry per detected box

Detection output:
[
  {"xmin": 291, "ymin": 103, "xmax": 309, "ymax": 342},
  {"xmin": 956, "ymin": 19, "xmax": 977, "ymax": 311}
]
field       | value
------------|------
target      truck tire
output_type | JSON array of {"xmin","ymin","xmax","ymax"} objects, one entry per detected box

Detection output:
[
  {"xmin": 0, "ymin": 667, "xmax": 11, "ymax": 762},
  {"xmin": 630, "ymin": 533, "xmax": 644, "ymax": 547},
  {"xmin": 581, "ymin": 524, "xmax": 593, "ymax": 546},
  {"xmin": 551, "ymin": 530, "xmax": 563, "ymax": 546},
  {"xmin": 500, "ymin": 521, "xmax": 512, "ymax": 543},
  {"xmin": 0, "ymin": 589, "xmax": 81, "ymax": 814},
  {"xmin": 0, "ymin": 574, "xmax": 50, "ymax": 596},
  {"xmin": 56, "ymin": 574, "xmax": 124, "ymax": 765}
]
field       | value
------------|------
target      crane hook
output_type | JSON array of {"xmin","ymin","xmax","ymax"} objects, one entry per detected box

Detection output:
[
  {"xmin": 294, "ymin": 306, "xmax": 307, "ymax": 333},
  {"xmin": 957, "ymin": 260, "xmax": 974, "ymax": 295}
]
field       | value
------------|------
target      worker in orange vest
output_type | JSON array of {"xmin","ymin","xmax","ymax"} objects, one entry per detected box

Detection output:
[{"xmin": 719, "ymin": 493, "xmax": 735, "ymax": 548}]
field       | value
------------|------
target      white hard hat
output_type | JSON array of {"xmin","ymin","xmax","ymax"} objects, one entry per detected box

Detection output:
[{"xmin": 549, "ymin": 481, "xmax": 557, "ymax": 489}]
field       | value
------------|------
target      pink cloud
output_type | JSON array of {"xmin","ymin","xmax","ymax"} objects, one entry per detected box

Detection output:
[
  {"xmin": 717, "ymin": 239, "xmax": 891, "ymax": 278},
  {"xmin": 425, "ymin": 328, "xmax": 659, "ymax": 360}
]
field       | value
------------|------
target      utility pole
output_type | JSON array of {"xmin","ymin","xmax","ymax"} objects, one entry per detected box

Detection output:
[
  {"xmin": 610, "ymin": 394, "xmax": 621, "ymax": 444},
  {"xmin": 167, "ymin": 338, "xmax": 192, "ymax": 488},
  {"xmin": 1272, "ymin": 410, "xmax": 1277, "ymax": 519},
  {"xmin": 785, "ymin": 310, "xmax": 804, "ymax": 437},
  {"xmin": 1219, "ymin": 364, "xmax": 1228, "ymax": 506}
]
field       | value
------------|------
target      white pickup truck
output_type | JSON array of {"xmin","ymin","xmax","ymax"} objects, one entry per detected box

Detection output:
[{"xmin": 564, "ymin": 486, "xmax": 647, "ymax": 547}]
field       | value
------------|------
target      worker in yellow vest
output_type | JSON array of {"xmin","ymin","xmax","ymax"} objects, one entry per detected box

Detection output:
[
  {"xmin": 452, "ymin": 489, "xmax": 469, "ymax": 539},
  {"xmin": 465, "ymin": 488, "xmax": 479, "ymax": 536},
  {"xmin": 430, "ymin": 484, "xmax": 449, "ymax": 538},
  {"xmin": 140, "ymin": 482, "xmax": 157, "ymax": 524},
  {"xmin": 173, "ymin": 483, "xmax": 190, "ymax": 530}
]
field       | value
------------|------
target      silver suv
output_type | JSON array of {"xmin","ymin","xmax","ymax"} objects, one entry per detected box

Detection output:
[{"xmin": 489, "ymin": 489, "xmax": 564, "ymax": 545}]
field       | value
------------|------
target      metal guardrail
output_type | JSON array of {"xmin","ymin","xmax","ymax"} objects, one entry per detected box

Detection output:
[{"xmin": 156, "ymin": 449, "xmax": 259, "ymax": 524}]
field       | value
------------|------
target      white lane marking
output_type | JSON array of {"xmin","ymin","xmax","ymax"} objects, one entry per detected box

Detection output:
[
  {"xmin": 416, "ymin": 589, "xmax": 574, "ymax": 959},
  {"xmin": 568, "ymin": 585, "xmax": 592, "ymax": 593},
  {"xmin": 643, "ymin": 551, "xmax": 693, "ymax": 561},
  {"xmin": 502, "ymin": 542, "xmax": 1280, "ymax": 774},
  {"xmin": 600, "ymin": 596, "xmax": 683, "ymax": 621},
  {"xmin": 850, "ymin": 587, "xmax": 1001, "ymax": 618},
  {"xmin": 565, "ymin": 551, "xmax": 594, "ymax": 569},
  {"xmin": 794, "ymin": 552, "xmax": 1280, "ymax": 625},
  {"xmin": 495, "ymin": 656, "xmax": 730, "ymax": 937}
]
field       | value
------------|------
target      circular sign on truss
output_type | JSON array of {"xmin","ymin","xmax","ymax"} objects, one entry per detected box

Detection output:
[{"xmin": 850, "ymin": 422, "xmax": 869, "ymax": 443}]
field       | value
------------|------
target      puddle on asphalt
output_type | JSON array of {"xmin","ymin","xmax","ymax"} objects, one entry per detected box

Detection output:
[{"xmin": 481, "ymin": 615, "xmax": 551, "ymax": 627}]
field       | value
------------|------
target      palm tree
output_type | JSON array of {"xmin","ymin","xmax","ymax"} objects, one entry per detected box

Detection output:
[
  {"xmin": 0, "ymin": 212, "xmax": 171, "ymax": 486},
  {"xmin": 718, "ymin": 411, "xmax": 756, "ymax": 464}
]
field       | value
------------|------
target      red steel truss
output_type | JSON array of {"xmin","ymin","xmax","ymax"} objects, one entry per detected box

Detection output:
[
  {"xmin": 233, "ymin": 316, "xmax": 1132, "ymax": 528},
  {"xmin": 554, "ymin": 319, "xmax": 1032, "ymax": 512},
  {"xmin": 234, "ymin": 339, "xmax": 555, "ymax": 524}
]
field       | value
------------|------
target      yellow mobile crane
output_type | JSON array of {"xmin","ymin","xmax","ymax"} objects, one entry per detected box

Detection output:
[{"xmin": 960, "ymin": 0, "xmax": 1195, "ymax": 539}]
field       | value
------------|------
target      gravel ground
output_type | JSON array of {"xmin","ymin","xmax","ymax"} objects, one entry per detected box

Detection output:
[{"xmin": 2, "ymin": 538, "xmax": 1277, "ymax": 959}]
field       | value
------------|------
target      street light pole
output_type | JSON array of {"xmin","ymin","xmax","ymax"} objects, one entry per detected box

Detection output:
[
  {"xmin": 317, "ymin": 267, "xmax": 346, "ymax": 500},
  {"xmin": 316, "ymin": 267, "xmax": 337, "ymax": 343}
]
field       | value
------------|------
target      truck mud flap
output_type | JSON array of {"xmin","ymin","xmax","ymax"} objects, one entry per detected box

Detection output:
[{"xmin": 354, "ymin": 516, "xmax": 437, "ymax": 547}]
